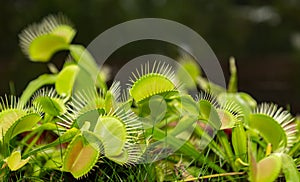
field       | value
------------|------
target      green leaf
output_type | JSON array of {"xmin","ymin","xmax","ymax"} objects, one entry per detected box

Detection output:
[
  {"xmin": 238, "ymin": 92, "xmax": 257, "ymax": 109},
  {"xmin": 218, "ymin": 92, "xmax": 256, "ymax": 116},
  {"xmin": 62, "ymin": 134, "xmax": 100, "ymax": 179},
  {"xmin": 5, "ymin": 151, "xmax": 30, "ymax": 171},
  {"xmin": 199, "ymin": 100, "xmax": 221, "ymax": 130},
  {"xmin": 147, "ymin": 95, "xmax": 167, "ymax": 125},
  {"xmin": 250, "ymin": 154, "xmax": 282, "ymax": 182},
  {"xmin": 29, "ymin": 34, "xmax": 69, "ymax": 62},
  {"xmin": 196, "ymin": 77, "xmax": 226, "ymax": 95},
  {"xmin": 248, "ymin": 114, "xmax": 287, "ymax": 151},
  {"xmin": 130, "ymin": 74, "xmax": 176, "ymax": 103},
  {"xmin": 58, "ymin": 127, "xmax": 80, "ymax": 142},
  {"xmin": 0, "ymin": 109, "xmax": 27, "ymax": 141},
  {"xmin": 93, "ymin": 116, "xmax": 126, "ymax": 157},
  {"xmin": 33, "ymin": 96, "xmax": 67, "ymax": 116},
  {"xmin": 75, "ymin": 109, "xmax": 103, "ymax": 131},
  {"xmin": 178, "ymin": 94, "xmax": 199, "ymax": 116},
  {"xmin": 55, "ymin": 64, "xmax": 79, "ymax": 97},
  {"xmin": 217, "ymin": 109, "xmax": 237, "ymax": 129},
  {"xmin": 107, "ymin": 150, "xmax": 129, "ymax": 165},
  {"xmin": 23, "ymin": 128, "xmax": 79, "ymax": 158},
  {"xmin": 170, "ymin": 115, "xmax": 197, "ymax": 140},
  {"xmin": 69, "ymin": 45, "xmax": 107, "ymax": 91},
  {"xmin": 145, "ymin": 125, "xmax": 232, "ymax": 180},
  {"xmin": 19, "ymin": 14, "xmax": 76, "ymax": 62},
  {"xmin": 34, "ymin": 123, "xmax": 61, "ymax": 131},
  {"xmin": 4, "ymin": 113, "xmax": 41, "ymax": 142},
  {"xmin": 19, "ymin": 74, "xmax": 57, "ymax": 107},
  {"xmin": 232, "ymin": 122, "xmax": 247, "ymax": 162},
  {"xmin": 176, "ymin": 56, "xmax": 201, "ymax": 89},
  {"xmin": 217, "ymin": 130, "xmax": 238, "ymax": 171},
  {"xmin": 281, "ymin": 153, "xmax": 300, "ymax": 182},
  {"xmin": 43, "ymin": 150, "xmax": 63, "ymax": 170},
  {"xmin": 51, "ymin": 25, "xmax": 76, "ymax": 43}
]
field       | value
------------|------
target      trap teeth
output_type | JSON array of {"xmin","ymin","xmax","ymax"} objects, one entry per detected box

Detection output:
[
  {"xmin": 19, "ymin": 13, "xmax": 76, "ymax": 62},
  {"xmin": 129, "ymin": 61, "xmax": 180, "ymax": 103}
]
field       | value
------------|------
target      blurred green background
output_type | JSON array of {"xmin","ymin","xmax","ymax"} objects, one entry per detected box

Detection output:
[{"xmin": 0, "ymin": 0, "xmax": 300, "ymax": 113}]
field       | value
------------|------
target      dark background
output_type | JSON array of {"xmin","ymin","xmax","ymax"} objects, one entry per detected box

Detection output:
[{"xmin": 1, "ymin": 0, "xmax": 300, "ymax": 113}]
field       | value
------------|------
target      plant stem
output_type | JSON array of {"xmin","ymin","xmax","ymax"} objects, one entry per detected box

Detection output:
[
  {"xmin": 147, "ymin": 125, "xmax": 236, "ymax": 181},
  {"xmin": 217, "ymin": 130, "xmax": 238, "ymax": 171},
  {"xmin": 194, "ymin": 125, "xmax": 226, "ymax": 159},
  {"xmin": 21, "ymin": 130, "xmax": 39, "ymax": 145},
  {"xmin": 288, "ymin": 141, "xmax": 300, "ymax": 156},
  {"xmin": 228, "ymin": 57, "xmax": 237, "ymax": 93},
  {"xmin": 43, "ymin": 114, "xmax": 53, "ymax": 124},
  {"xmin": 183, "ymin": 171, "xmax": 245, "ymax": 181},
  {"xmin": 23, "ymin": 130, "xmax": 43, "ymax": 155},
  {"xmin": 235, "ymin": 158, "xmax": 249, "ymax": 166}
]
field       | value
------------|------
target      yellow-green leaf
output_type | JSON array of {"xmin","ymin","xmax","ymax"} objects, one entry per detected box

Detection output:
[
  {"xmin": 232, "ymin": 122, "xmax": 247, "ymax": 161},
  {"xmin": 33, "ymin": 96, "xmax": 67, "ymax": 116},
  {"xmin": 5, "ymin": 151, "xmax": 30, "ymax": 171},
  {"xmin": 62, "ymin": 134, "xmax": 99, "ymax": 179},
  {"xmin": 55, "ymin": 64, "xmax": 79, "ymax": 97},
  {"xmin": 250, "ymin": 154, "xmax": 282, "ymax": 182},
  {"xmin": 94, "ymin": 116, "xmax": 126, "ymax": 157},
  {"xmin": 0, "ymin": 109, "xmax": 27, "ymax": 141},
  {"xmin": 248, "ymin": 114, "xmax": 287, "ymax": 151},
  {"xmin": 4, "ymin": 113, "xmax": 41, "ymax": 141},
  {"xmin": 29, "ymin": 34, "xmax": 69, "ymax": 62},
  {"xmin": 281, "ymin": 153, "xmax": 300, "ymax": 182},
  {"xmin": 130, "ymin": 74, "xmax": 176, "ymax": 103},
  {"xmin": 51, "ymin": 25, "xmax": 76, "ymax": 43}
]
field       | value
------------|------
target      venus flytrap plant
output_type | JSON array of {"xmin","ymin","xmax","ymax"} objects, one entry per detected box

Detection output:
[
  {"xmin": 125, "ymin": 61, "xmax": 233, "ymax": 179},
  {"xmin": 244, "ymin": 103, "xmax": 300, "ymax": 181},
  {"xmin": 18, "ymin": 14, "xmax": 106, "ymax": 107},
  {"xmin": 0, "ymin": 14, "xmax": 93, "ymax": 179},
  {"xmin": 93, "ymin": 109, "xmax": 143, "ymax": 164},
  {"xmin": 221, "ymin": 68, "xmax": 299, "ymax": 180},
  {"xmin": 0, "ymin": 96, "xmax": 44, "ymax": 180},
  {"xmin": 0, "ymin": 96, "xmax": 28, "ymax": 142},
  {"xmin": 129, "ymin": 61, "xmax": 180, "ymax": 106},
  {"xmin": 19, "ymin": 15, "xmax": 226, "ymax": 180},
  {"xmin": 249, "ymin": 103, "xmax": 298, "ymax": 153},
  {"xmin": 215, "ymin": 101, "xmax": 246, "ymax": 171},
  {"xmin": 0, "ymin": 96, "xmax": 42, "ymax": 145},
  {"xmin": 181, "ymin": 88, "xmax": 241, "ymax": 172},
  {"xmin": 60, "ymin": 81, "xmax": 121, "ymax": 130},
  {"xmin": 32, "ymin": 88, "xmax": 67, "ymax": 117},
  {"xmin": 19, "ymin": 13, "xmax": 76, "ymax": 62},
  {"xmin": 1, "ymin": 13, "xmax": 299, "ymax": 181},
  {"xmin": 127, "ymin": 62, "xmax": 217, "ymax": 146},
  {"xmin": 188, "ymin": 93, "xmax": 227, "ymax": 161},
  {"xmin": 129, "ymin": 66, "xmax": 238, "ymax": 180},
  {"xmin": 62, "ymin": 134, "xmax": 100, "ymax": 179},
  {"xmin": 249, "ymin": 152, "xmax": 282, "ymax": 182},
  {"xmin": 217, "ymin": 100, "xmax": 243, "ymax": 130},
  {"xmin": 55, "ymin": 82, "xmax": 145, "ymax": 178},
  {"xmin": 181, "ymin": 56, "xmax": 300, "ymax": 181},
  {"xmin": 196, "ymin": 93, "xmax": 241, "ymax": 171},
  {"xmin": 128, "ymin": 62, "xmax": 205, "ymax": 145},
  {"xmin": 0, "ymin": 15, "xmax": 108, "ymax": 177}
]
